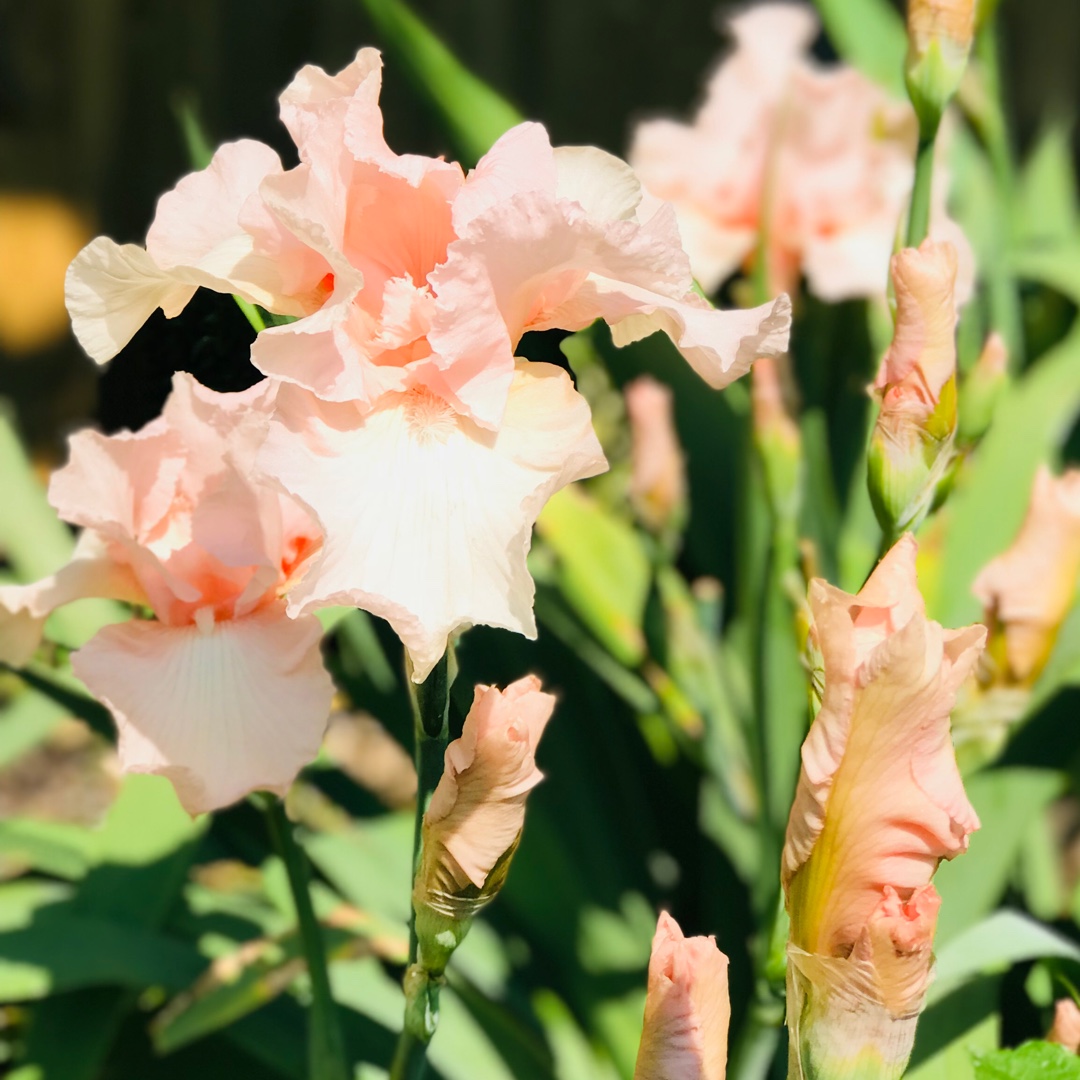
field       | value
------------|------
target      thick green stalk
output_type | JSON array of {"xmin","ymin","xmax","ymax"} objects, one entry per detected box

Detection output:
[
  {"xmin": 973, "ymin": 17, "xmax": 1025, "ymax": 369},
  {"xmin": 906, "ymin": 132, "xmax": 937, "ymax": 249},
  {"xmin": 261, "ymin": 796, "xmax": 350, "ymax": 1080},
  {"xmin": 391, "ymin": 651, "xmax": 452, "ymax": 1079}
]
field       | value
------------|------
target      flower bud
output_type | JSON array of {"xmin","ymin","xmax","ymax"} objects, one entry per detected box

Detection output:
[
  {"xmin": 626, "ymin": 376, "xmax": 687, "ymax": 540},
  {"xmin": 905, "ymin": 0, "xmax": 976, "ymax": 131},
  {"xmin": 633, "ymin": 912, "xmax": 730, "ymax": 1080},
  {"xmin": 868, "ymin": 241, "xmax": 959, "ymax": 538},
  {"xmin": 783, "ymin": 537, "xmax": 984, "ymax": 1079},
  {"xmin": 957, "ymin": 332, "xmax": 1008, "ymax": 446},
  {"xmin": 1048, "ymin": 999, "xmax": 1080, "ymax": 1052},
  {"xmin": 972, "ymin": 467, "xmax": 1080, "ymax": 687},
  {"xmin": 412, "ymin": 676, "xmax": 554, "ymax": 978},
  {"xmin": 752, "ymin": 356, "xmax": 802, "ymax": 526}
]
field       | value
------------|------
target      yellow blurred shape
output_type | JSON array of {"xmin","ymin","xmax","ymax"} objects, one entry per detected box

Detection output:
[{"xmin": 0, "ymin": 193, "xmax": 91, "ymax": 355}]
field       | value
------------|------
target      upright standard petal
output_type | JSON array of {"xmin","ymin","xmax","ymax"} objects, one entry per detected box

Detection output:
[
  {"xmin": 633, "ymin": 912, "xmax": 730, "ymax": 1080},
  {"xmin": 72, "ymin": 606, "xmax": 333, "ymax": 815},
  {"xmin": 66, "ymin": 142, "xmax": 292, "ymax": 363},
  {"xmin": 783, "ymin": 536, "xmax": 984, "ymax": 1079},
  {"xmin": 259, "ymin": 362, "xmax": 607, "ymax": 681}
]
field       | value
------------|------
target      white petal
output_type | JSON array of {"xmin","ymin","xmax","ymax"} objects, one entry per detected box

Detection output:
[
  {"xmin": 65, "ymin": 238, "xmax": 197, "ymax": 363},
  {"xmin": 259, "ymin": 362, "xmax": 606, "ymax": 680}
]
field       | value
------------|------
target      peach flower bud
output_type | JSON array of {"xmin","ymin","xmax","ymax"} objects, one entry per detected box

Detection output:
[
  {"xmin": 625, "ymin": 376, "xmax": 687, "ymax": 537},
  {"xmin": 752, "ymin": 355, "xmax": 801, "ymax": 523},
  {"xmin": 868, "ymin": 241, "xmax": 959, "ymax": 538},
  {"xmin": 1048, "ymin": 999, "xmax": 1080, "ymax": 1053},
  {"xmin": 906, "ymin": 0, "xmax": 976, "ymax": 129},
  {"xmin": 972, "ymin": 467, "xmax": 1080, "ymax": 686},
  {"xmin": 633, "ymin": 912, "xmax": 730, "ymax": 1080},
  {"xmin": 784, "ymin": 536, "xmax": 984, "ymax": 1079},
  {"xmin": 958, "ymin": 332, "xmax": 1008, "ymax": 445},
  {"xmin": 412, "ymin": 676, "xmax": 554, "ymax": 976}
]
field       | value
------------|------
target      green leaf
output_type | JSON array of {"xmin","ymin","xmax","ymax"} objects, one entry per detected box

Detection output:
[
  {"xmin": 358, "ymin": 0, "xmax": 523, "ymax": 164},
  {"xmin": 908, "ymin": 976, "xmax": 1000, "ymax": 1080},
  {"xmin": 0, "ymin": 689, "xmax": 65, "ymax": 768},
  {"xmin": 535, "ymin": 488, "xmax": 650, "ymax": 668},
  {"xmin": 1016, "ymin": 124, "xmax": 1080, "ymax": 246},
  {"xmin": 812, "ymin": 0, "xmax": 906, "ymax": 96},
  {"xmin": 974, "ymin": 1041, "xmax": 1080, "ymax": 1079},
  {"xmin": 0, "ymin": 910, "xmax": 203, "ymax": 1001},
  {"xmin": 1012, "ymin": 241, "xmax": 1080, "ymax": 307},
  {"xmin": 934, "ymin": 768, "xmax": 1065, "ymax": 944},
  {"xmin": 932, "ymin": 911, "xmax": 1080, "ymax": 999},
  {"xmin": 926, "ymin": 327, "xmax": 1080, "ymax": 628}
]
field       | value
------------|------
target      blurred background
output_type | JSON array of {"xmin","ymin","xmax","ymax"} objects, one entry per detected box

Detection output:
[{"xmin": 0, "ymin": 0, "xmax": 1077, "ymax": 448}]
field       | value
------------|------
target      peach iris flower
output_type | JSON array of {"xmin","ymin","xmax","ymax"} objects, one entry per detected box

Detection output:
[
  {"xmin": 629, "ymin": 4, "xmax": 970, "ymax": 302},
  {"xmin": 1048, "ymin": 999, "xmax": 1080, "ymax": 1052},
  {"xmin": 783, "ymin": 536, "xmax": 984, "ymax": 1078},
  {"xmin": 67, "ymin": 50, "xmax": 791, "ymax": 680},
  {"xmin": 0, "ymin": 374, "xmax": 333, "ymax": 814},
  {"xmin": 633, "ymin": 912, "xmax": 730, "ymax": 1080},
  {"xmin": 973, "ymin": 466, "xmax": 1080, "ymax": 685}
]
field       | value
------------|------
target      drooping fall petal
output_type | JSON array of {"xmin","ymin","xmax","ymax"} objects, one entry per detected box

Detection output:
[
  {"xmin": 633, "ymin": 912, "xmax": 730, "ymax": 1080},
  {"xmin": 259, "ymin": 362, "xmax": 606, "ymax": 681},
  {"xmin": 72, "ymin": 606, "xmax": 332, "ymax": 815}
]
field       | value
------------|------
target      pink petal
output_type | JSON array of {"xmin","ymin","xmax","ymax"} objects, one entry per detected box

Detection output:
[
  {"xmin": 258, "ymin": 362, "xmax": 607, "ymax": 681},
  {"xmin": 72, "ymin": 606, "xmax": 333, "ymax": 814}
]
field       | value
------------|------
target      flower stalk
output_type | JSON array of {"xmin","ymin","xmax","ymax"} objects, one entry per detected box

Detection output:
[
  {"xmin": 259, "ymin": 794, "xmax": 350, "ymax": 1080},
  {"xmin": 392, "ymin": 650, "xmax": 453, "ymax": 1080}
]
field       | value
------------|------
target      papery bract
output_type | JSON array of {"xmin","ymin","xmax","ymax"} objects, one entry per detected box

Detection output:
[
  {"xmin": 783, "ymin": 535, "xmax": 984, "ymax": 1079},
  {"xmin": 633, "ymin": 912, "xmax": 730, "ymax": 1080},
  {"xmin": 0, "ymin": 374, "xmax": 333, "ymax": 814},
  {"xmin": 629, "ymin": 3, "xmax": 972, "ymax": 303}
]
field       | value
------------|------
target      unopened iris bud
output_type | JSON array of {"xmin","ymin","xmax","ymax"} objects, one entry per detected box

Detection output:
[
  {"xmin": 752, "ymin": 355, "xmax": 802, "ymax": 526},
  {"xmin": 412, "ymin": 677, "xmax": 554, "ymax": 979},
  {"xmin": 868, "ymin": 240, "xmax": 959, "ymax": 539},
  {"xmin": 626, "ymin": 376, "xmax": 687, "ymax": 542},
  {"xmin": 633, "ymin": 912, "xmax": 730, "ymax": 1080},
  {"xmin": 957, "ymin": 332, "xmax": 1008, "ymax": 446},
  {"xmin": 905, "ymin": 0, "xmax": 976, "ymax": 131},
  {"xmin": 784, "ymin": 537, "xmax": 984, "ymax": 1079},
  {"xmin": 1048, "ymin": 999, "xmax": 1080, "ymax": 1052}
]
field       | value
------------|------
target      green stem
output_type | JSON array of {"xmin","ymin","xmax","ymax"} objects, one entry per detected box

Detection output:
[
  {"xmin": 906, "ymin": 131, "xmax": 937, "ymax": 249},
  {"xmin": 261, "ymin": 796, "xmax": 349, "ymax": 1080},
  {"xmin": 391, "ymin": 651, "xmax": 452, "ymax": 1078},
  {"xmin": 973, "ymin": 17, "xmax": 1025, "ymax": 369}
]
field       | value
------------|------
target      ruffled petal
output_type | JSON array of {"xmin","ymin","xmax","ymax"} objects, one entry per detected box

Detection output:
[
  {"xmin": 0, "ymin": 533, "xmax": 144, "ymax": 665},
  {"xmin": 258, "ymin": 361, "xmax": 606, "ymax": 681},
  {"xmin": 65, "ymin": 238, "xmax": 197, "ymax": 362},
  {"xmin": 72, "ymin": 606, "xmax": 333, "ymax": 814}
]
